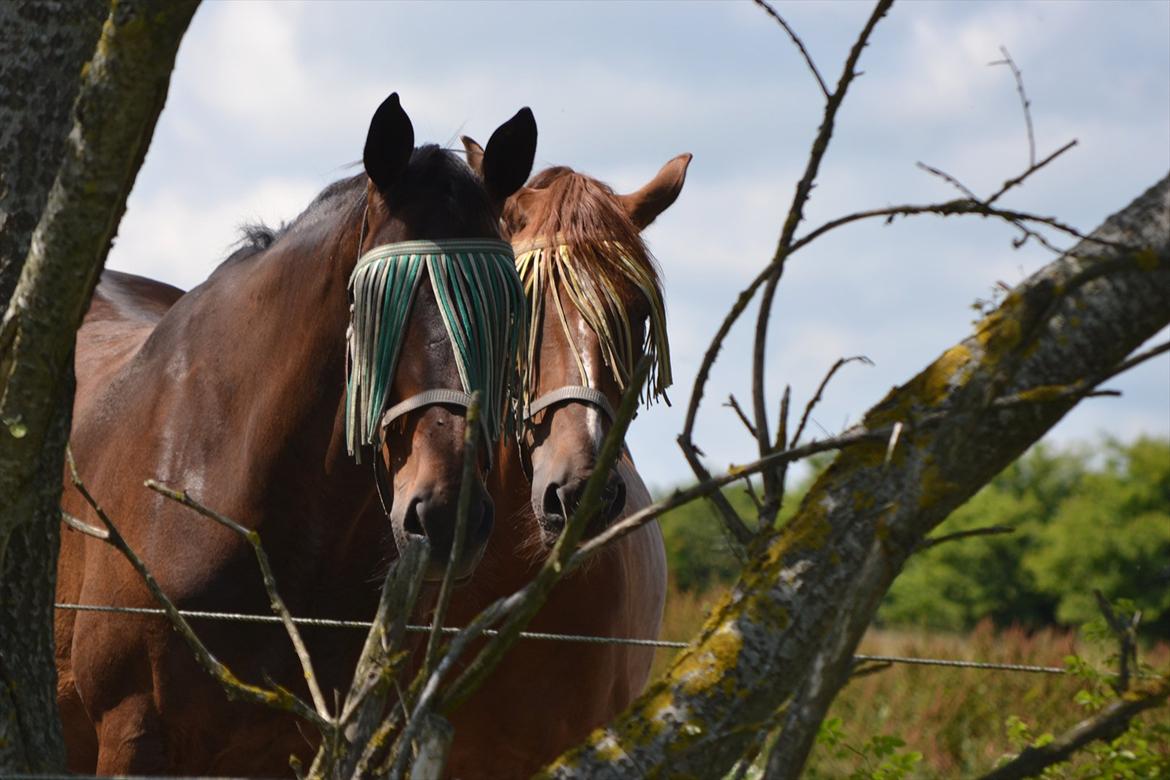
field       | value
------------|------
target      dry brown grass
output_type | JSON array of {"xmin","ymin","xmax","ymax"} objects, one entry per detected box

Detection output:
[{"xmin": 651, "ymin": 586, "xmax": 1170, "ymax": 777}]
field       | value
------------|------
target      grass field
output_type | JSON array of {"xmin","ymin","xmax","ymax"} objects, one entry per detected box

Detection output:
[{"xmin": 652, "ymin": 586, "xmax": 1170, "ymax": 778}]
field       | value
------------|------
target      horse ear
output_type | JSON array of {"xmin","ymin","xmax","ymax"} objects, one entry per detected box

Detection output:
[
  {"xmin": 618, "ymin": 153, "xmax": 692, "ymax": 230},
  {"xmin": 481, "ymin": 107, "xmax": 537, "ymax": 205},
  {"xmin": 364, "ymin": 93, "xmax": 415, "ymax": 192},
  {"xmin": 461, "ymin": 135, "xmax": 485, "ymax": 176}
]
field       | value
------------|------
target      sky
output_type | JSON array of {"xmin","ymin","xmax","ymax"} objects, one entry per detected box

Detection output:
[{"xmin": 105, "ymin": 0, "xmax": 1170, "ymax": 491}]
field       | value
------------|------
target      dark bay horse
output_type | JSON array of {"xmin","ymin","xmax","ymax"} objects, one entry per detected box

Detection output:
[
  {"xmin": 447, "ymin": 145, "xmax": 691, "ymax": 778},
  {"xmin": 55, "ymin": 94, "xmax": 536, "ymax": 775}
]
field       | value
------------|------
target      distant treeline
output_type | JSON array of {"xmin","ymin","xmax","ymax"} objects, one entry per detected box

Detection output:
[{"xmin": 656, "ymin": 436, "xmax": 1170, "ymax": 637}]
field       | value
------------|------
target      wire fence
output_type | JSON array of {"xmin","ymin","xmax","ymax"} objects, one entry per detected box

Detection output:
[{"xmin": 55, "ymin": 602, "xmax": 1070, "ymax": 675}]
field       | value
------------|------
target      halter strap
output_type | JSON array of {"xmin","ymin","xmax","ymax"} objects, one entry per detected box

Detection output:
[
  {"xmin": 524, "ymin": 385, "xmax": 616, "ymax": 422},
  {"xmin": 371, "ymin": 388, "xmax": 492, "ymax": 518}
]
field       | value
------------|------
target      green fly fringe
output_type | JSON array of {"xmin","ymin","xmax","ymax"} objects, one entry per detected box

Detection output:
[
  {"xmin": 513, "ymin": 240, "xmax": 671, "ymax": 410},
  {"xmin": 345, "ymin": 238, "xmax": 526, "ymax": 458}
]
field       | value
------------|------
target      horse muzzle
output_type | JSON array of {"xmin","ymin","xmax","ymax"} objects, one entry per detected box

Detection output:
[{"xmin": 391, "ymin": 483, "xmax": 494, "ymax": 581}]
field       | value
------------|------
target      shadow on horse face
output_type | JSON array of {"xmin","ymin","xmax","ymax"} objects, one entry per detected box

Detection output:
[
  {"xmin": 460, "ymin": 147, "xmax": 690, "ymax": 547},
  {"xmin": 360, "ymin": 94, "xmax": 536, "ymax": 578}
]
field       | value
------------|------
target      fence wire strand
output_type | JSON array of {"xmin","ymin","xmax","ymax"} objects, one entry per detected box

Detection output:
[{"xmin": 55, "ymin": 602, "xmax": 1070, "ymax": 674}]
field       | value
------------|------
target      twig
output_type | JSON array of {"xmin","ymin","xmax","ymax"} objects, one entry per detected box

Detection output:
[
  {"xmin": 145, "ymin": 479, "xmax": 331, "ymax": 721},
  {"xmin": 916, "ymin": 161, "xmax": 979, "ymax": 200},
  {"xmin": 750, "ymin": 0, "xmax": 894, "ymax": 521},
  {"xmin": 64, "ymin": 449, "xmax": 327, "ymax": 730},
  {"xmin": 424, "ymin": 393, "xmax": 481, "ymax": 677},
  {"xmin": 577, "ymin": 424, "xmax": 891, "ymax": 562},
  {"xmin": 769, "ymin": 385, "xmax": 792, "ymax": 527},
  {"xmin": 791, "ymin": 198, "xmax": 1134, "ymax": 257},
  {"xmin": 336, "ymin": 538, "xmax": 428, "ymax": 778},
  {"xmin": 976, "ymin": 675, "xmax": 1168, "ymax": 780},
  {"xmin": 990, "ymin": 46, "xmax": 1036, "ymax": 168},
  {"xmin": 1094, "ymin": 590, "xmax": 1140, "ymax": 695},
  {"xmin": 751, "ymin": 0, "xmax": 830, "ymax": 100},
  {"xmin": 987, "ymin": 139, "xmax": 1078, "ymax": 206},
  {"xmin": 437, "ymin": 358, "xmax": 653, "ymax": 714},
  {"xmin": 740, "ymin": 474, "xmax": 763, "ymax": 514},
  {"xmin": 918, "ymin": 525, "xmax": 1015, "ymax": 551},
  {"xmin": 724, "ymin": 393, "xmax": 758, "ymax": 439},
  {"xmin": 883, "ymin": 421, "xmax": 903, "ymax": 465},
  {"xmin": 678, "ymin": 436, "xmax": 754, "ymax": 547},
  {"xmin": 994, "ymin": 340, "xmax": 1169, "ymax": 409},
  {"xmin": 849, "ymin": 660, "xmax": 892, "ymax": 679},
  {"xmin": 790, "ymin": 356, "xmax": 873, "ymax": 448}
]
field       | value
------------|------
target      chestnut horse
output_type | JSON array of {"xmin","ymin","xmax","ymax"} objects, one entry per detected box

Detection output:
[
  {"xmin": 447, "ymin": 145, "xmax": 691, "ymax": 777},
  {"xmin": 55, "ymin": 94, "xmax": 536, "ymax": 775}
]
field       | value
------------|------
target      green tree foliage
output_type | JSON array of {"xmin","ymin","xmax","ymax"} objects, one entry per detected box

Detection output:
[
  {"xmin": 658, "ymin": 485, "xmax": 751, "ymax": 592},
  {"xmin": 880, "ymin": 437, "xmax": 1170, "ymax": 637}
]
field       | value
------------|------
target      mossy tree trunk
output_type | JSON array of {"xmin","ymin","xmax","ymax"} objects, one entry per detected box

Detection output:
[
  {"xmin": 0, "ymin": 0, "xmax": 198, "ymax": 772},
  {"xmin": 542, "ymin": 177, "xmax": 1170, "ymax": 778}
]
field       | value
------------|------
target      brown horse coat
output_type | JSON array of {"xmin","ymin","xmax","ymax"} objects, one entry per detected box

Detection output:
[{"xmin": 56, "ymin": 95, "xmax": 537, "ymax": 775}]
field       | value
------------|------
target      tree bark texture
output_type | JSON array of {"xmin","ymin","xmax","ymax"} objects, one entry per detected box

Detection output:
[
  {"xmin": 0, "ymin": 0, "xmax": 107, "ymax": 307},
  {"xmin": 541, "ymin": 176, "xmax": 1170, "ymax": 779},
  {"xmin": 0, "ymin": 1, "xmax": 198, "ymax": 772}
]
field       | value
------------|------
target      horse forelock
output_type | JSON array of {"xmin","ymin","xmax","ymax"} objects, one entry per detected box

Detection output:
[
  {"xmin": 383, "ymin": 145, "xmax": 501, "ymax": 240},
  {"xmin": 509, "ymin": 167, "xmax": 672, "ymax": 403}
]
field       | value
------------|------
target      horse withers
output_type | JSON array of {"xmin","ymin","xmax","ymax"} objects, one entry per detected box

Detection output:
[
  {"xmin": 448, "ymin": 145, "xmax": 691, "ymax": 778},
  {"xmin": 56, "ymin": 94, "xmax": 536, "ymax": 775}
]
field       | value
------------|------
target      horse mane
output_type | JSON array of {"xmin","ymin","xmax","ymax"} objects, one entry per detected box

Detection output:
[
  {"xmin": 225, "ymin": 146, "xmax": 492, "ymax": 268},
  {"xmin": 506, "ymin": 166, "xmax": 671, "ymax": 404},
  {"xmin": 504, "ymin": 166, "xmax": 654, "ymax": 278}
]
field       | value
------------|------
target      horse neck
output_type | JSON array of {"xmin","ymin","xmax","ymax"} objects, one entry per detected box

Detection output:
[{"xmin": 149, "ymin": 205, "xmax": 373, "ymax": 540}]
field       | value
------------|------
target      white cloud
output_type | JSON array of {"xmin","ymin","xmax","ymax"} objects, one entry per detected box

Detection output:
[{"xmin": 107, "ymin": 178, "xmax": 321, "ymax": 290}]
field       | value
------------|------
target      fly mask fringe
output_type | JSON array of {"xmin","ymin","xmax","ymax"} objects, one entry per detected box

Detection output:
[
  {"xmin": 514, "ymin": 242, "xmax": 671, "ymax": 409},
  {"xmin": 346, "ymin": 239, "xmax": 525, "ymax": 458}
]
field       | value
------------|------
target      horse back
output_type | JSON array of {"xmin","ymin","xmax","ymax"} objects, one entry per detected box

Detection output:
[{"xmin": 73, "ymin": 270, "xmax": 184, "ymax": 420}]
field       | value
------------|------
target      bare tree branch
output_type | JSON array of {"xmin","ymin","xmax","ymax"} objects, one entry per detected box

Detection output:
[
  {"xmin": 145, "ymin": 479, "xmax": 331, "ymax": 721},
  {"xmin": 918, "ymin": 525, "xmax": 1015, "ymax": 551},
  {"xmin": 437, "ymin": 358, "xmax": 653, "ymax": 716},
  {"xmin": 790, "ymin": 356, "xmax": 873, "ymax": 448},
  {"xmin": 976, "ymin": 676, "xmax": 1168, "ymax": 780},
  {"xmin": 544, "ymin": 175, "xmax": 1170, "ymax": 779},
  {"xmin": 990, "ymin": 46, "xmax": 1036, "ymax": 168},
  {"xmin": 988, "ymin": 139, "xmax": 1078, "ymax": 206},
  {"xmin": 725, "ymin": 393, "xmax": 759, "ymax": 439},
  {"xmin": 66, "ymin": 451, "xmax": 327, "ymax": 731},
  {"xmin": 751, "ymin": 0, "xmax": 830, "ymax": 100},
  {"xmin": 751, "ymin": 0, "xmax": 895, "ymax": 523}
]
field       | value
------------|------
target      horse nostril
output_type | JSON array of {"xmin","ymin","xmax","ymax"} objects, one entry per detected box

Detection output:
[
  {"xmin": 542, "ymin": 481, "xmax": 565, "ymax": 521},
  {"xmin": 607, "ymin": 478, "xmax": 627, "ymax": 519},
  {"xmin": 403, "ymin": 497, "xmax": 425, "ymax": 539},
  {"xmin": 474, "ymin": 496, "xmax": 495, "ymax": 547}
]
